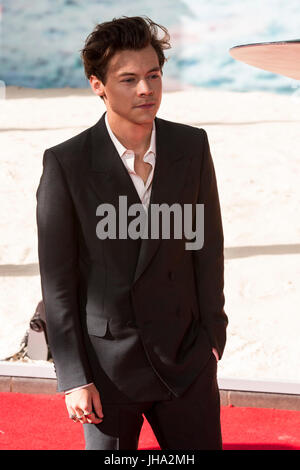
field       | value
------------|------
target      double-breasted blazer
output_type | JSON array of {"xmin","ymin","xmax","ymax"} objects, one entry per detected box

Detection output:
[{"xmin": 36, "ymin": 112, "xmax": 228, "ymax": 403}]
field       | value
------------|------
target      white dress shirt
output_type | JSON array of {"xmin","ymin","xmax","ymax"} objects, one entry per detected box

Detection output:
[
  {"xmin": 64, "ymin": 115, "xmax": 156, "ymax": 394},
  {"xmin": 105, "ymin": 113, "xmax": 156, "ymax": 210}
]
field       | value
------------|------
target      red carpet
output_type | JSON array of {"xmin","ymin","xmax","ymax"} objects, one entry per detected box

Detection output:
[{"xmin": 1, "ymin": 392, "xmax": 299, "ymax": 450}]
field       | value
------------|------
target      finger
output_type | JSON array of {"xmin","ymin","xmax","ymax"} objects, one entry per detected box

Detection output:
[
  {"xmin": 74, "ymin": 407, "xmax": 88, "ymax": 424},
  {"xmin": 70, "ymin": 414, "xmax": 79, "ymax": 423},
  {"xmin": 77, "ymin": 415, "xmax": 88, "ymax": 424},
  {"xmin": 82, "ymin": 409, "xmax": 94, "ymax": 418},
  {"xmin": 79, "ymin": 395, "xmax": 93, "ymax": 424},
  {"xmin": 67, "ymin": 406, "xmax": 78, "ymax": 423},
  {"xmin": 81, "ymin": 404, "xmax": 103, "ymax": 424},
  {"xmin": 92, "ymin": 393, "xmax": 104, "ymax": 419},
  {"xmin": 65, "ymin": 398, "xmax": 78, "ymax": 420},
  {"xmin": 85, "ymin": 412, "xmax": 103, "ymax": 424}
]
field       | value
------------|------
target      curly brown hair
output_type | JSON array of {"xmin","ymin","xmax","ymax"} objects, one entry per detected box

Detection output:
[{"xmin": 80, "ymin": 16, "xmax": 171, "ymax": 85}]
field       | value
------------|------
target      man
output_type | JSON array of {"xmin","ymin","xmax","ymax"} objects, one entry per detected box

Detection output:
[{"xmin": 36, "ymin": 16, "xmax": 228, "ymax": 450}]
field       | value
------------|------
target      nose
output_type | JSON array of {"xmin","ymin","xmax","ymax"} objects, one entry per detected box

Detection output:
[{"xmin": 137, "ymin": 79, "xmax": 153, "ymax": 96}]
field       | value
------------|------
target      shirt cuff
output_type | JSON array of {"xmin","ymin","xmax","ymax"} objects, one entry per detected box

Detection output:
[
  {"xmin": 212, "ymin": 348, "xmax": 219, "ymax": 362},
  {"xmin": 64, "ymin": 382, "xmax": 94, "ymax": 394}
]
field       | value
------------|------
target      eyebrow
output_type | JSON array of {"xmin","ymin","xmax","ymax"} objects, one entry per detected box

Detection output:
[{"xmin": 117, "ymin": 66, "xmax": 161, "ymax": 77}]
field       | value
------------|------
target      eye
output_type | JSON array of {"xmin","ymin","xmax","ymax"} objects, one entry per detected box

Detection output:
[{"xmin": 122, "ymin": 78, "xmax": 135, "ymax": 83}]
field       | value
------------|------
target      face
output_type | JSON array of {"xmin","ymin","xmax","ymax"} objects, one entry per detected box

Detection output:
[{"xmin": 89, "ymin": 44, "xmax": 162, "ymax": 125}]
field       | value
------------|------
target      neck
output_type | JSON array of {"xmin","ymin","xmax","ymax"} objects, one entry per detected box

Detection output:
[{"xmin": 106, "ymin": 110, "xmax": 153, "ymax": 158}]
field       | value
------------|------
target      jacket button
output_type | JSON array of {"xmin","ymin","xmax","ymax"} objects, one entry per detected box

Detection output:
[{"xmin": 168, "ymin": 271, "xmax": 175, "ymax": 281}]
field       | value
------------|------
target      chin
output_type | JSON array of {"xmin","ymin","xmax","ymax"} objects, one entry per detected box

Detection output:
[
  {"xmin": 139, "ymin": 115, "xmax": 156, "ymax": 124},
  {"xmin": 133, "ymin": 109, "xmax": 157, "ymax": 124}
]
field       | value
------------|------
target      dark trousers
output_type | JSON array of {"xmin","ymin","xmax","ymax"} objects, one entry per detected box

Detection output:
[{"xmin": 83, "ymin": 353, "xmax": 222, "ymax": 450}]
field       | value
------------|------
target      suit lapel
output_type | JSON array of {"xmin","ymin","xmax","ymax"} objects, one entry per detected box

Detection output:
[{"xmin": 88, "ymin": 113, "xmax": 142, "ymax": 210}]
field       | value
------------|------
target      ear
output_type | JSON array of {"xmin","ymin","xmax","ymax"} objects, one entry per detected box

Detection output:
[{"xmin": 89, "ymin": 75, "xmax": 106, "ymax": 99}]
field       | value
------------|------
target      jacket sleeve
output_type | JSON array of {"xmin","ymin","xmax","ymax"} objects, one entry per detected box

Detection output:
[
  {"xmin": 192, "ymin": 129, "xmax": 228, "ymax": 360},
  {"xmin": 36, "ymin": 149, "xmax": 93, "ymax": 392}
]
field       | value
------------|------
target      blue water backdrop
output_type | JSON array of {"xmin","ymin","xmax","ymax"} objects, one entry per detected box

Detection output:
[{"xmin": 0, "ymin": 0, "xmax": 299, "ymax": 93}]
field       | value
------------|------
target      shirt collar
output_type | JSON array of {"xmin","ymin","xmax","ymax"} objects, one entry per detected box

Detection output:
[{"xmin": 104, "ymin": 112, "xmax": 156, "ymax": 161}]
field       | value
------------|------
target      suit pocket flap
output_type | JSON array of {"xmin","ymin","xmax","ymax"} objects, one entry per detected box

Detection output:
[{"xmin": 86, "ymin": 316, "xmax": 109, "ymax": 337}]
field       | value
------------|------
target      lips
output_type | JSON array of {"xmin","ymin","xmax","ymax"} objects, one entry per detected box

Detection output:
[{"xmin": 135, "ymin": 102, "xmax": 155, "ymax": 108}]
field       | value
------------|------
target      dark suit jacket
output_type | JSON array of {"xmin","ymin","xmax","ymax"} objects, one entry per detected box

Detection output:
[{"xmin": 36, "ymin": 112, "xmax": 228, "ymax": 402}]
